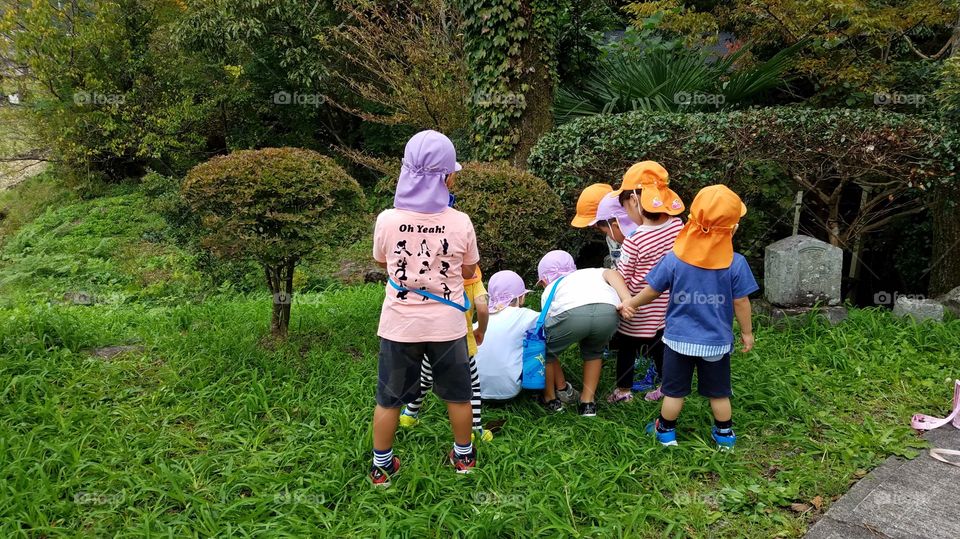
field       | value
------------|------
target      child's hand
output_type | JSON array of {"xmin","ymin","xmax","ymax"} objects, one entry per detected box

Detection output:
[
  {"xmin": 618, "ymin": 302, "xmax": 636, "ymax": 320},
  {"xmin": 474, "ymin": 328, "xmax": 485, "ymax": 346},
  {"xmin": 740, "ymin": 332, "xmax": 754, "ymax": 353}
]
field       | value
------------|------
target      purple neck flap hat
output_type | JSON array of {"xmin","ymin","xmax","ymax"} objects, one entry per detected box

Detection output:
[
  {"xmin": 537, "ymin": 250, "xmax": 577, "ymax": 286},
  {"xmin": 394, "ymin": 130, "xmax": 462, "ymax": 214},
  {"xmin": 593, "ymin": 194, "xmax": 639, "ymax": 237},
  {"xmin": 488, "ymin": 270, "xmax": 531, "ymax": 312}
]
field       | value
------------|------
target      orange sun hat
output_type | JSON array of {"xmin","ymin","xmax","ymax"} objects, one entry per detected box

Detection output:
[
  {"xmin": 672, "ymin": 185, "xmax": 747, "ymax": 270},
  {"xmin": 612, "ymin": 161, "xmax": 684, "ymax": 216},
  {"xmin": 571, "ymin": 183, "xmax": 614, "ymax": 227}
]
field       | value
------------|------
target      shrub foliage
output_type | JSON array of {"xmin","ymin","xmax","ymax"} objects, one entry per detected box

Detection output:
[
  {"xmin": 181, "ymin": 148, "xmax": 365, "ymax": 336},
  {"xmin": 453, "ymin": 162, "xmax": 565, "ymax": 281},
  {"xmin": 529, "ymin": 108, "xmax": 959, "ymax": 284}
]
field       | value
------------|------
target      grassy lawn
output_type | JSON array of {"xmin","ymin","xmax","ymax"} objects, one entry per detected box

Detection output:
[{"xmin": 1, "ymin": 178, "xmax": 958, "ymax": 537}]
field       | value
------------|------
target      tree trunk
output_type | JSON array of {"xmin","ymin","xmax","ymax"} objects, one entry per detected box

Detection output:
[
  {"xmin": 930, "ymin": 185, "xmax": 960, "ymax": 295},
  {"xmin": 511, "ymin": 0, "xmax": 556, "ymax": 166},
  {"xmin": 264, "ymin": 260, "xmax": 297, "ymax": 338}
]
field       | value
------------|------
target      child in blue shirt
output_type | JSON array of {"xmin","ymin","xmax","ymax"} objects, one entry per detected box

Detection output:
[{"xmin": 620, "ymin": 185, "xmax": 758, "ymax": 450}]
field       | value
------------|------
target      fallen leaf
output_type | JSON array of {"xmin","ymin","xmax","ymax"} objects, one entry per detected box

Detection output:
[
  {"xmin": 790, "ymin": 503, "xmax": 812, "ymax": 513},
  {"xmin": 811, "ymin": 496, "xmax": 823, "ymax": 510}
]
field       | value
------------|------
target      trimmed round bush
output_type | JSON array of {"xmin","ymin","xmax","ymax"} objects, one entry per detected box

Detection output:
[
  {"xmin": 182, "ymin": 147, "xmax": 365, "ymax": 335},
  {"xmin": 454, "ymin": 162, "xmax": 565, "ymax": 281}
]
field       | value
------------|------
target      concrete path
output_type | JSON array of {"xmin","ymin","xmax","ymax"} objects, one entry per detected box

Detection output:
[{"xmin": 806, "ymin": 427, "xmax": 960, "ymax": 539}]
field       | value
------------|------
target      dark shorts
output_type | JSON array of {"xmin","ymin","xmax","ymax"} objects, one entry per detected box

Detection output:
[
  {"xmin": 660, "ymin": 346, "xmax": 732, "ymax": 398},
  {"xmin": 376, "ymin": 337, "xmax": 472, "ymax": 407},
  {"xmin": 544, "ymin": 303, "xmax": 619, "ymax": 362}
]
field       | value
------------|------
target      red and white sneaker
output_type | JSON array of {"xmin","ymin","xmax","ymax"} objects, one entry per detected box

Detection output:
[
  {"xmin": 449, "ymin": 448, "xmax": 477, "ymax": 474},
  {"xmin": 369, "ymin": 456, "xmax": 401, "ymax": 487}
]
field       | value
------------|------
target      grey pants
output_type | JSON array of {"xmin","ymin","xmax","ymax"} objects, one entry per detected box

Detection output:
[{"xmin": 544, "ymin": 303, "xmax": 619, "ymax": 361}]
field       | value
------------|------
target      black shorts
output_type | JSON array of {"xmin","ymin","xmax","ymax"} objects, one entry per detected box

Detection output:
[
  {"xmin": 376, "ymin": 337, "xmax": 472, "ymax": 407},
  {"xmin": 660, "ymin": 346, "xmax": 732, "ymax": 398}
]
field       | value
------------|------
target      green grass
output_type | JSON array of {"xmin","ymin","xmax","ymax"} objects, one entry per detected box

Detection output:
[
  {"xmin": 1, "ymin": 178, "xmax": 959, "ymax": 536},
  {"xmin": 0, "ymin": 170, "xmax": 73, "ymax": 243},
  {"xmin": 1, "ymin": 287, "xmax": 957, "ymax": 537},
  {"xmin": 0, "ymin": 183, "xmax": 206, "ymax": 305}
]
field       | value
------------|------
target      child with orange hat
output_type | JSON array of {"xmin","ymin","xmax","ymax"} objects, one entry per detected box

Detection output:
[
  {"xmin": 607, "ymin": 161, "xmax": 684, "ymax": 404},
  {"xmin": 571, "ymin": 183, "xmax": 639, "ymax": 267},
  {"xmin": 399, "ymin": 268, "xmax": 492, "ymax": 441},
  {"xmin": 621, "ymin": 185, "xmax": 758, "ymax": 450}
]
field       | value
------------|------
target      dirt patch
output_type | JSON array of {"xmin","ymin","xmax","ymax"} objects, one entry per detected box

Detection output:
[{"xmin": 89, "ymin": 345, "xmax": 146, "ymax": 360}]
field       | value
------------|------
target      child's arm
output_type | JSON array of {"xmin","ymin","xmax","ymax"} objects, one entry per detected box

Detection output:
[
  {"xmin": 621, "ymin": 286, "xmax": 663, "ymax": 318},
  {"xmin": 603, "ymin": 269, "xmax": 635, "ymax": 320},
  {"xmin": 474, "ymin": 295, "xmax": 489, "ymax": 345},
  {"xmin": 733, "ymin": 296, "xmax": 754, "ymax": 353}
]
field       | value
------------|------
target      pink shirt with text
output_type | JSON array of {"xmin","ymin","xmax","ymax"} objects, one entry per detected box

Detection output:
[{"xmin": 373, "ymin": 207, "xmax": 480, "ymax": 343}]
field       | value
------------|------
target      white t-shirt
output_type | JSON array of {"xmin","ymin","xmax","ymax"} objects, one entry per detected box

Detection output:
[
  {"xmin": 474, "ymin": 306, "xmax": 540, "ymax": 400},
  {"xmin": 541, "ymin": 268, "xmax": 621, "ymax": 318}
]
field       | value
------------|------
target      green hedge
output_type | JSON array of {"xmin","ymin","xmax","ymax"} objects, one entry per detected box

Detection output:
[
  {"xmin": 528, "ymin": 107, "xmax": 959, "ymax": 263},
  {"xmin": 454, "ymin": 162, "xmax": 565, "ymax": 281}
]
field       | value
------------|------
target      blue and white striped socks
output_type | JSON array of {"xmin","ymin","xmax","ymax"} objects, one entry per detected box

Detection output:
[
  {"xmin": 453, "ymin": 441, "xmax": 473, "ymax": 457},
  {"xmin": 373, "ymin": 448, "xmax": 393, "ymax": 469}
]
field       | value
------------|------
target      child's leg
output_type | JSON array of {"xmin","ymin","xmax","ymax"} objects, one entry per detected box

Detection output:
[
  {"xmin": 656, "ymin": 346, "xmax": 694, "ymax": 428},
  {"xmin": 614, "ymin": 332, "xmax": 638, "ymax": 390},
  {"xmin": 373, "ymin": 405, "xmax": 402, "ymax": 450},
  {"xmin": 468, "ymin": 355, "xmax": 482, "ymax": 431},
  {"xmin": 554, "ymin": 362, "xmax": 568, "ymax": 391},
  {"xmin": 580, "ymin": 305, "xmax": 620, "ymax": 403},
  {"xmin": 581, "ymin": 358, "xmax": 602, "ymax": 402},
  {"xmin": 699, "ymin": 353, "xmax": 734, "ymax": 437},
  {"xmin": 373, "ymin": 339, "xmax": 427, "ymax": 468},
  {"xmin": 650, "ymin": 330, "xmax": 665, "ymax": 378},
  {"xmin": 660, "ymin": 396, "xmax": 685, "ymax": 421},
  {"xmin": 543, "ymin": 360, "xmax": 559, "ymax": 401},
  {"xmin": 424, "ymin": 338, "xmax": 474, "ymax": 448},
  {"xmin": 446, "ymin": 402, "xmax": 473, "ymax": 445},
  {"xmin": 403, "ymin": 356, "xmax": 433, "ymax": 416},
  {"xmin": 709, "ymin": 397, "xmax": 732, "ymax": 422}
]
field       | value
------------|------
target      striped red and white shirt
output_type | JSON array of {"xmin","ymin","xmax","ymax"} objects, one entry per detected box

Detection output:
[{"xmin": 616, "ymin": 217, "xmax": 683, "ymax": 337}]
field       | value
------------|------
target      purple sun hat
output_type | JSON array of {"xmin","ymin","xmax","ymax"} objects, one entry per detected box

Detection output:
[
  {"xmin": 591, "ymin": 194, "xmax": 639, "ymax": 237},
  {"xmin": 393, "ymin": 130, "xmax": 462, "ymax": 214},
  {"xmin": 537, "ymin": 250, "xmax": 577, "ymax": 286},
  {"xmin": 488, "ymin": 270, "xmax": 531, "ymax": 312}
]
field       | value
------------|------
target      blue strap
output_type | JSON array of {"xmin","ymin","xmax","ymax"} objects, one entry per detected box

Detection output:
[
  {"xmin": 534, "ymin": 276, "xmax": 565, "ymax": 336},
  {"xmin": 388, "ymin": 279, "xmax": 471, "ymax": 312}
]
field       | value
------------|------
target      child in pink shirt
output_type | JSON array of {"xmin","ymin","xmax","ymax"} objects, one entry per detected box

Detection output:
[{"xmin": 369, "ymin": 130, "xmax": 480, "ymax": 486}]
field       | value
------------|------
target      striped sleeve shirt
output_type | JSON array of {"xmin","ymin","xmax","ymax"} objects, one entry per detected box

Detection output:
[{"xmin": 616, "ymin": 217, "xmax": 683, "ymax": 338}]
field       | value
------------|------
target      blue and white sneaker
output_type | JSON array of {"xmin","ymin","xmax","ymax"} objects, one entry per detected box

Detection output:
[
  {"xmin": 645, "ymin": 419, "xmax": 678, "ymax": 446},
  {"xmin": 711, "ymin": 426, "xmax": 736, "ymax": 451},
  {"xmin": 632, "ymin": 364, "xmax": 659, "ymax": 392}
]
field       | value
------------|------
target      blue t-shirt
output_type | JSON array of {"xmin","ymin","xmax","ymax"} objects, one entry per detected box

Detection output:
[{"xmin": 644, "ymin": 252, "xmax": 759, "ymax": 347}]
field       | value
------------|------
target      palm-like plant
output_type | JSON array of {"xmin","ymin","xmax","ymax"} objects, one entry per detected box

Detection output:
[{"xmin": 555, "ymin": 41, "xmax": 806, "ymax": 122}]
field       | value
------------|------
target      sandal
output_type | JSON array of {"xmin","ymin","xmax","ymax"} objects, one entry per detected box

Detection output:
[{"xmin": 606, "ymin": 388, "xmax": 633, "ymax": 403}]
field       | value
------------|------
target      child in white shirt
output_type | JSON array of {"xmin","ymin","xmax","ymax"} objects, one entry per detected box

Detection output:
[{"xmin": 474, "ymin": 271, "xmax": 540, "ymax": 400}]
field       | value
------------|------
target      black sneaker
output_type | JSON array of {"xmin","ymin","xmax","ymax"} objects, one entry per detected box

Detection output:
[
  {"xmin": 539, "ymin": 397, "xmax": 564, "ymax": 413},
  {"xmin": 578, "ymin": 401, "xmax": 597, "ymax": 417}
]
